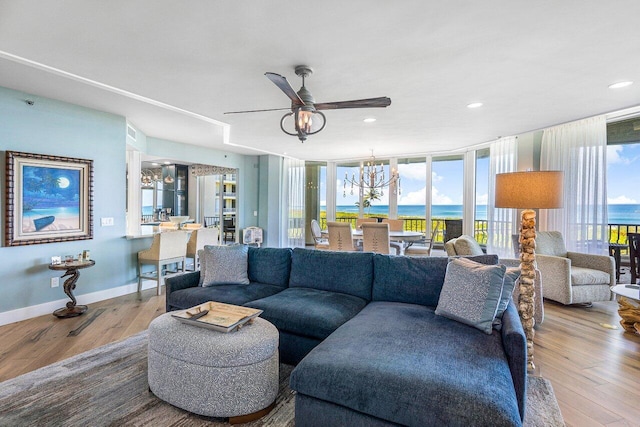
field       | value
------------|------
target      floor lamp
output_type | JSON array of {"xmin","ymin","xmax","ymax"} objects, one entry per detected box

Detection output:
[{"xmin": 495, "ymin": 171, "xmax": 563, "ymax": 372}]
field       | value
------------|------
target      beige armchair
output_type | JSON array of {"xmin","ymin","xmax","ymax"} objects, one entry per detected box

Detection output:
[
  {"xmin": 444, "ymin": 235, "xmax": 485, "ymax": 256},
  {"xmin": 534, "ymin": 231, "xmax": 614, "ymax": 305},
  {"xmin": 138, "ymin": 230, "xmax": 188, "ymax": 295}
]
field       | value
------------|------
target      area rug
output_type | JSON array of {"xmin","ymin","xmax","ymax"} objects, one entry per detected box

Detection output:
[{"xmin": 0, "ymin": 331, "xmax": 563, "ymax": 426}]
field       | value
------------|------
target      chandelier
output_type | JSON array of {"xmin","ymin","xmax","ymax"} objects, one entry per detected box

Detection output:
[
  {"xmin": 343, "ymin": 152, "xmax": 401, "ymax": 197},
  {"xmin": 141, "ymin": 169, "xmax": 161, "ymax": 188}
]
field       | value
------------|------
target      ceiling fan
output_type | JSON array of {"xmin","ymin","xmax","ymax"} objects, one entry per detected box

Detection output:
[{"xmin": 224, "ymin": 65, "xmax": 391, "ymax": 142}]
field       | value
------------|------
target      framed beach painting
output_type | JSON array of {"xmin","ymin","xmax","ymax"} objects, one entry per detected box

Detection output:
[{"xmin": 5, "ymin": 151, "xmax": 93, "ymax": 246}]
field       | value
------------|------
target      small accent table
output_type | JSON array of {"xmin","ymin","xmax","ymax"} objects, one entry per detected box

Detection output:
[
  {"xmin": 611, "ymin": 284, "xmax": 640, "ymax": 335},
  {"xmin": 49, "ymin": 260, "xmax": 95, "ymax": 318}
]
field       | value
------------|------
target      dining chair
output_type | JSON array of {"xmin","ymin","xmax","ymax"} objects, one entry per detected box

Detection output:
[
  {"xmin": 310, "ymin": 219, "xmax": 330, "ymax": 250},
  {"xmin": 223, "ymin": 218, "xmax": 236, "ymax": 243},
  {"xmin": 327, "ymin": 221, "xmax": 356, "ymax": 251},
  {"xmin": 382, "ymin": 219, "xmax": 404, "ymax": 232},
  {"xmin": 355, "ymin": 218, "xmax": 377, "ymax": 229},
  {"xmin": 405, "ymin": 222, "xmax": 440, "ymax": 257},
  {"xmin": 362, "ymin": 222, "xmax": 399, "ymax": 255},
  {"xmin": 186, "ymin": 227, "xmax": 219, "ymax": 271},
  {"xmin": 138, "ymin": 230, "xmax": 188, "ymax": 295},
  {"xmin": 628, "ymin": 233, "xmax": 640, "ymax": 284}
]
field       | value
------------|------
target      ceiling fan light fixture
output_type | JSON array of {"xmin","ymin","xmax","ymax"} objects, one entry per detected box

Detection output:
[{"xmin": 280, "ymin": 107, "xmax": 326, "ymax": 143}]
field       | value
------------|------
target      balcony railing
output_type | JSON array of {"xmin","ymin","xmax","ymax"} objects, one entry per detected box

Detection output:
[{"xmin": 319, "ymin": 216, "xmax": 635, "ymax": 249}]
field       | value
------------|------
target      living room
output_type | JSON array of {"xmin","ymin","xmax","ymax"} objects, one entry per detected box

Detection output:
[{"xmin": 1, "ymin": 2, "xmax": 640, "ymax": 426}]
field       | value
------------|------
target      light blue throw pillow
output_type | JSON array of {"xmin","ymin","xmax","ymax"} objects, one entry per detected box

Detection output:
[
  {"xmin": 199, "ymin": 244, "xmax": 250, "ymax": 287},
  {"xmin": 435, "ymin": 257, "xmax": 506, "ymax": 334},
  {"xmin": 492, "ymin": 267, "xmax": 520, "ymax": 330}
]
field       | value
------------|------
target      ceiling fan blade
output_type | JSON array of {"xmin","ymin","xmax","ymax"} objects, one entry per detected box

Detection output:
[
  {"xmin": 224, "ymin": 107, "xmax": 292, "ymax": 114},
  {"xmin": 265, "ymin": 72, "xmax": 305, "ymax": 106},
  {"xmin": 314, "ymin": 97, "xmax": 391, "ymax": 110}
]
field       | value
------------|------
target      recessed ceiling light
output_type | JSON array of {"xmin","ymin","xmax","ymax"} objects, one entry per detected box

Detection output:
[
  {"xmin": 467, "ymin": 102, "xmax": 483, "ymax": 109},
  {"xmin": 151, "ymin": 162, "xmax": 159, "ymax": 166},
  {"xmin": 608, "ymin": 81, "xmax": 633, "ymax": 89},
  {"xmin": 163, "ymin": 161, "xmax": 171, "ymax": 164},
  {"xmin": 363, "ymin": 118, "xmax": 377, "ymax": 123}
]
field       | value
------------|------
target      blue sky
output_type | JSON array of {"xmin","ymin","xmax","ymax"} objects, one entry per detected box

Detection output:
[{"xmin": 324, "ymin": 143, "xmax": 640, "ymax": 206}]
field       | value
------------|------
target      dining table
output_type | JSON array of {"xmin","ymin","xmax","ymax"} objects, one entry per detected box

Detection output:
[{"xmin": 321, "ymin": 229, "xmax": 424, "ymax": 254}]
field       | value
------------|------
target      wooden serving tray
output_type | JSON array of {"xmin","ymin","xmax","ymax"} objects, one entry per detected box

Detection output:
[{"xmin": 171, "ymin": 301, "xmax": 263, "ymax": 333}]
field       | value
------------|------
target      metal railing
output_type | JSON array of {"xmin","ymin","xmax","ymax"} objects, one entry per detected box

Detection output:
[{"xmin": 319, "ymin": 218, "xmax": 639, "ymax": 250}]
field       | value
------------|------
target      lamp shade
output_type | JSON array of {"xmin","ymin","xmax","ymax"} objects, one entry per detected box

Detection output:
[{"xmin": 495, "ymin": 171, "xmax": 564, "ymax": 209}]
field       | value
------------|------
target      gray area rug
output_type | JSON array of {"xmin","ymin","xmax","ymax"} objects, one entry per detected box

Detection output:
[{"xmin": 0, "ymin": 331, "xmax": 563, "ymax": 426}]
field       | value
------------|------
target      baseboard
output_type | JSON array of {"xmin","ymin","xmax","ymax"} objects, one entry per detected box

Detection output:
[{"xmin": 0, "ymin": 280, "xmax": 159, "ymax": 327}]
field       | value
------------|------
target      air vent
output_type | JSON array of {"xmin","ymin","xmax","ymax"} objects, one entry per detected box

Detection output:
[{"xmin": 127, "ymin": 124, "xmax": 137, "ymax": 141}]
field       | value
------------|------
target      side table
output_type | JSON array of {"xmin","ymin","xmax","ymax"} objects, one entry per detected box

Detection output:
[
  {"xmin": 49, "ymin": 259, "xmax": 96, "ymax": 318},
  {"xmin": 611, "ymin": 284, "xmax": 640, "ymax": 335}
]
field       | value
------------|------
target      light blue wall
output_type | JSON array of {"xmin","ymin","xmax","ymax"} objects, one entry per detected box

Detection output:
[
  {"xmin": 0, "ymin": 86, "xmax": 133, "ymax": 312},
  {"xmin": 258, "ymin": 155, "xmax": 282, "ymax": 247},
  {"xmin": 0, "ymin": 86, "xmax": 263, "ymax": 315}
]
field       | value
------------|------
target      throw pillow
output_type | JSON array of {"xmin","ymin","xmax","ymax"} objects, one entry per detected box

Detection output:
[
  {"xmin": 492, "ymin": 267, "xmax": 520, "ymax": 330},
  {"xmin": 199, "ymin": 244, "xmax": 250, "ymax": 287},
  {"xmin": 435, "ymin": 257, "xmax": 506, "ymax": 334}
]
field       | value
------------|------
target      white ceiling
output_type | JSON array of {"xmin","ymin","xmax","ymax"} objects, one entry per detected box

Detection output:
[{"xmin": 1, "ymin": 1, "xmax": 639, "ymax": 161}]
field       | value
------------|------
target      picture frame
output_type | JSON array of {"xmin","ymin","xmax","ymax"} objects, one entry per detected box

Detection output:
[{"xmin": 5, "ymin": 151, "xmax": 94, "ymax": 246}]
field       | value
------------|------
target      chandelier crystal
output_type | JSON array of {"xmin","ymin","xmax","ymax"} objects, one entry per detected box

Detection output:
[{"xmin": 343, "ymin": 152, "xmax": 401, "ymax": 198}]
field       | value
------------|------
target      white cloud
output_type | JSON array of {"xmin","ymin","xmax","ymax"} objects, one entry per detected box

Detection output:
[
  {"xmin": 608, "ymin": 195, "xmax": 637, "ymax": 204},
  {"xmin": 398, "ymin": 163, "xmax": 426, "ymax": 181},
  {"xmin": 432, "ymin": 186, "xmax": 453, "ymax": 205},
  {"xmin": 399, "ymin": 186, "xmax": 426, "ymax": 205},
  {"xmin": 476, "ymin": 193, "xmax": 488, "ymax": 205},
  {"xmin": 432, "ymin": 171, "xmax": 443, "ymax": 183},
  {"xmin": 607, "ymin": 145, "xmax": 632, "ymax": 165}
]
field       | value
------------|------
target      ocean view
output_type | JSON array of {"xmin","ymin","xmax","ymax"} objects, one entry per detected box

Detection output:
[{"xmin": 326, "ymin": 204, "xmax": 640, "ymax": 224}]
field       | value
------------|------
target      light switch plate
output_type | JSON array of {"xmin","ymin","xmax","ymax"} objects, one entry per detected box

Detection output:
[{"xmin": 101, "ymin": 217, "xmax": 114, "ymax": 226}]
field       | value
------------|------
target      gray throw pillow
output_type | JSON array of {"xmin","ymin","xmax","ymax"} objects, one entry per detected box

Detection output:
[
  {"xmin": 199, "ymin": 244, "xmax": 250, "ymax": 287},
  {"xmin": 492, "ymin": 267, "xmax": 520, "ymax": 330},
  {"xmin": 435, "ymin": 257, "xmax": 506, "ymax": 334}
]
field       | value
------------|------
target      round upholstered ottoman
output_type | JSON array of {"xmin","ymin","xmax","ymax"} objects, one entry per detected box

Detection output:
[{"xmin": 147, "ymin": 312, "xmax": 279, "ymax": 420}]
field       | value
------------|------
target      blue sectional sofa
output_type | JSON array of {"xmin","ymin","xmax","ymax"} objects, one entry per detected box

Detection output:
[{"xmin": 165, "ymin": 246, "xmax": 527, "ymax": 426}]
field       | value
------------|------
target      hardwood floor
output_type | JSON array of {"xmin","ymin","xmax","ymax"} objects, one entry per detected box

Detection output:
[{"xmin": 0, "ymin": 286, "xmax": 639, "ymax": 426}]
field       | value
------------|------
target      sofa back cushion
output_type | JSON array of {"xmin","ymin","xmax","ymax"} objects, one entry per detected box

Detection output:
[
  {"xmin": 535, "ymin": 231, "xmax": 567, "ymax": 257},
  {"xmin": 247, "ymin": 247, "xmax": 292, "ymax": 287},
  {"xmin": 289, "ymin": 248, "xmax": 374, "ymax": 301},
  {"xmin": 372, "ymin": 254, "xmax": 500, "ymax": 307}
]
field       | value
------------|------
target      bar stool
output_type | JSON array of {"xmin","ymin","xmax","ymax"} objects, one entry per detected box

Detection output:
[
  {"xmin": 138, "ymin": 230, "xmax": 188, "ymax": 295},
  {"xmin": 186, "ymin": 227, "xmax": 220, "ymax": 271}
]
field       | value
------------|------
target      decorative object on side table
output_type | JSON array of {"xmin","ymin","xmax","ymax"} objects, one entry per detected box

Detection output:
[
  {"xmin": 48, "ymin": 259, "xmax": 96, "ymax": 318},
  {"xmin": 171, "ymin": 301, "xmax": 263, "ymax": 333},
  {"xmin": 611, "ymin": 284, "xmax": 640, "ymax": 335},
  {"xmin": 495, "ymin": 170, "xmax": 564, "ymax": 372}
]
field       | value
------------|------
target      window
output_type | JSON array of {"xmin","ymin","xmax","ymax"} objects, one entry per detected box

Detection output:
[{"xmin": 475, "ymin": 148, "xmax": 490, "ymax": 244}]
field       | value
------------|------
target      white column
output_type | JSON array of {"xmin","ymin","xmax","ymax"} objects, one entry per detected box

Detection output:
[
  {"xmin": 389, "ymin": 157, "xmax": 399, "ymax": 219},
  {"xmin": 126, "ymin": 150, "xmax": 141, "ymax": 236},
  {"xmin": 326, "ymin": 162, "xmax": 337, "ymax": 222},
  {"xmin": 425, "ymin": 155, "xmax": 433, "ymax": 236},
  {"xmin": 463, "ymin": 150, "xmax": 477, "ymax": 236}
]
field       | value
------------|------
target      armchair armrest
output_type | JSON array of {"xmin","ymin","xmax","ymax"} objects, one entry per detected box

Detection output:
[
  {"xmin": 567, "ymin": 251, "xmax": 615, "ymax": 284},
  {"xmin": 535, "ymin": 254, "xmax": 571, "ymax": 305},
  {"xmin": 501, "ymin": 301, "xmax": 527, "ymax": 421},
  {"xmin": 165, "ymin": 271, "xmax": 200, "ymax": 312}
]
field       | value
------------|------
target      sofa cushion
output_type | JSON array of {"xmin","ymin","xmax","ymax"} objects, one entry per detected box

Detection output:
[
  {"xmin": 290, "ymin": 301, "xmax": 521, "ymax": 427},
  {"xmin": 289, "ymin": 248, "xmax": 374, "ymax": 301},
  {"xmin": 372, "ymin": 255, "xmax": 449, "ymax": 306},
  {"xmin": 247, "ymin": 247, "xmax": 292, "ymax": 287},
  {"xmin": 168, "ymin": 283, "xmax": 285, "ymax": 310},
  {"xmin": 435, "ymin": 258, "xmax": 505, "ymax": 334},
  {"xmin": 244, "ymin": 287, "xmax": 367, "ymax": 340},
  {"xmin": 571, "ymin": 266, "xmax": 610, "ymax": 285},
  {"xmin": 453, "ymin": 235, "xmax": 485, "ymax": 256},
  {"xmin": 199, "ymin": 244, "xmax": 249, "ymax": 286}
]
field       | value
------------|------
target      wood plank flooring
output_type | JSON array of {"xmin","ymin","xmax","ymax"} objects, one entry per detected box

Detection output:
[{"xmin": 0, "ymin": 287, "xmax": 639, "ymax": 426}]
